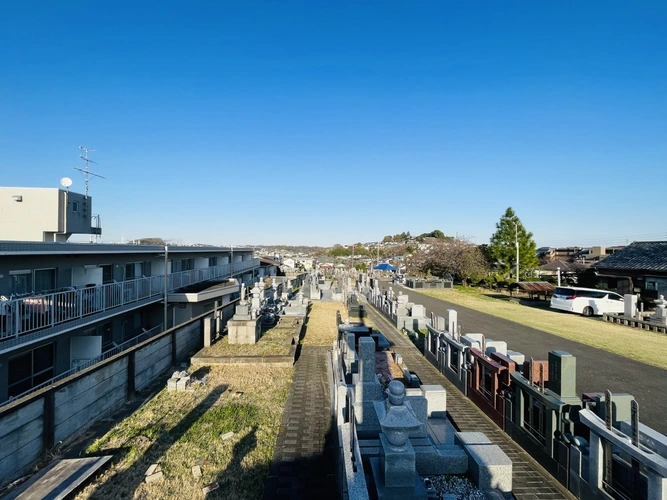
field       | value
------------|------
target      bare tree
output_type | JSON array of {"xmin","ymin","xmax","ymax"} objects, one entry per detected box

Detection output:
[
  {"xmin": 137, "ymin": 237, "xmax": 167, "ymax": 245},
  {"xmin": 413, "ymin": 237, "xmax": 489, "ymax": 285}
]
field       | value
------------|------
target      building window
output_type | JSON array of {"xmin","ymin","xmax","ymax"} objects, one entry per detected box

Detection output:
[
  {"xmin": 9, "ymin": 270, "xmax": 31, "ymax": 295},
  {"xmin": 34, "ymin": 268, "xmax": 56, "ymax": 293},
  {"xmin": 101, "ymin": 264, "xmax": 113, "ymax": 284},
  {"xmin": 8, "ymin": 343, "xmax": 55, "ymax": 398},
  {"xmin": 72, "ymin": 201, "xmax": 79, "ymax": 213},
  {"xmin": 209, "ymin": 257, "xmax": 218, "ymax": 267}
]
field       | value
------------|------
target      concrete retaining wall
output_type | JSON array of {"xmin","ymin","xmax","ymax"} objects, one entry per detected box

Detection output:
[
  {"xmin": 0, "ymin": 313, "xmax": 213, "ymax": 487},
  {"xmin": 54, "ymin": 357, "xmax": 129, "ymax": 443},
  {"xmin": 176, "ymin": 322, "xmax": 200, "ymax": 358},
  {"xmin": 0, "ymin": 399, "xmax": 44, "ymax": 484},
  {"xmin": 135, "ymin": 336, "xmax": 173, "ymax": 392}
]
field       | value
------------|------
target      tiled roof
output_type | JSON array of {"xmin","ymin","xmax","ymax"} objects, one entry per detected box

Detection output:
[
  {"xmin": 510, "ymin": 281, "xmax": 555, "ymax": 293},
  {"xmin": 540, "ymin": 260, "xmax": 576, "ymax": 271},
  {"xmin": 593, "ymin": 241, "xmax": 667, "ymax": 272}
]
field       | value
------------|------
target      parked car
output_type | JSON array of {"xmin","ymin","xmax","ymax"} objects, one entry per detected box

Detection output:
[{"xmin": 550, "ymin": 286, "xmax": 625, "ymax": 317}]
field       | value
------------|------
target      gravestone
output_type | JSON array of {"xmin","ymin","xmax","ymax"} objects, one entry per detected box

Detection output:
[
  {"xmin": 651, "ymin": 295, "xmax": 667, "ymax": 326},
  {"xmin": 411, "ymin": 304, "xmax": 426, "ymax": 318},
  {"xmin": 446, "ymin": 309, "xmax": 457, "ymax": 335},
  {"xmin": 624, "ymin": 294, "xmax": 638, "ymax": 318},
  {"xmin": 485, "ymin": 340, "xmax": 507, "ymax": 357},
  {"xmin": 228, "ymin": 298, "xmax": 260, "ymax": 344},
  {"xmin": 354, "ymin": 337, "xmax": 384, "ymax": 437},
  {"xmin": 250, "ymin": 282, "xmax": 262, "ymax": 316}
]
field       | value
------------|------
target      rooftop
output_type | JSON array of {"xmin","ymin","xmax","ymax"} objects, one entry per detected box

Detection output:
[{"xmin": 594, "ymin": 241, "xmax": 667, "ymax": 272}]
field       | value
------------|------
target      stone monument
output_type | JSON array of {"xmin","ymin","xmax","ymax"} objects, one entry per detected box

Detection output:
[
  {"xmin": 371, "ymin": 380, "xmax": 427, "ymax": 499},
  {"xmin": 227, "ymin": 282, "xmax": 261, "ymax": 344},
  {"xmin": 651, "ymin": 295, "xmax": 667, "ymax": 326}
]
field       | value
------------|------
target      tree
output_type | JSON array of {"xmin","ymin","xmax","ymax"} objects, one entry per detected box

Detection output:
[
  {"xmin": 328, "ymin": 245, "xmax": 350, "ymax": 257},
  {"xmin": 488, "ymin": 207, "xmax": 539, "ymax": 280},
  {"xmin": 409, "ymin": 237, "xmax": 488, "ymax": 285},
  {"xmin": 137, "ymin": 237, "xmax": 167, "ymax": 245}
]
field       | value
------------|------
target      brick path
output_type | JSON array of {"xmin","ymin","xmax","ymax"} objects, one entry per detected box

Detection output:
[
  {"xmin": 364, "ymin": 303, "xmax": 575, "ymax": 500},
  {"xmin": 263, "ymin": 345, "xmax": 338, "ymax": 499}
]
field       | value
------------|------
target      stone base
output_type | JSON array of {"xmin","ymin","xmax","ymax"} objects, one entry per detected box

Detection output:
[
  {"xmin": 465, "ymin": 444, "xmax": 512, "ymax": 492},
  {"xmin": 412, "ymin": 442, "xmax": 468, "ymax": 475},
  {"xmin": 421, "ymin": 385, "xmax": 447, "ymax": 418},
  {"xmin": 380, "ymin": 434, "xmax": 416, "ymax": 488},
  {"xmin": 227, "ymin": 318, "xmax": 260, "ymax": 344},
  {"xmin": 454, "ymin": 432, "xmax": 492, "ymax": 446},
  {"xmin": 370, "ymin": 457, "xmax": 427, "ymax": 500}
]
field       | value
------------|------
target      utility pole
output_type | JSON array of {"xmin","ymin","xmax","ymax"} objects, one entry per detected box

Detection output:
[
  {"xmin": 164, "ymin": 245, "xmax": 168, "ymax": 331},
  {"xmin": 514, "ymin": 222, "xmax": 520, "ymax": 283}
]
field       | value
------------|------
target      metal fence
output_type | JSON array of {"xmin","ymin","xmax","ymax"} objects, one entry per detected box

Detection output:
[{"xmin": 0, "ymin": 259, "xmax": 258, "ymax": 341}]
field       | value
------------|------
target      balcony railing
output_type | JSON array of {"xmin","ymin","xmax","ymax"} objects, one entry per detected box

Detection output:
[
  {"xmin": 0, "ymin": 259, "xmax": 259, "ymax": 342},
  {"xmin": 1, "ymin": 324, "xmax": 165, "ymax": 407}
]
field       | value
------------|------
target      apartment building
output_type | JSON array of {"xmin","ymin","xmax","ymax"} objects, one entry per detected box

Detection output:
[
  {"xmin": 0, "ymin": 242, "xmax": 260, "ymax": 404},
  {"xmin": 0, "ymin": 187, "xmax": 102, "ymax": 242}
]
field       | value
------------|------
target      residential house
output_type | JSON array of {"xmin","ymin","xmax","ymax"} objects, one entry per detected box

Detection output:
[{"xmin": 590, "ymin": 241, "xmax": 667, "ymax": 300}]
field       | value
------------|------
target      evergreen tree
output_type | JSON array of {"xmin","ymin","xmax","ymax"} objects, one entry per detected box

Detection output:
[{"xmin": 488, "ymin": 207, "xmax": 539, "ymax": 280}]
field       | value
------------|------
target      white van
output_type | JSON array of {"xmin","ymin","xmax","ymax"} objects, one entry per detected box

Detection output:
[{"xmin": 550, "ymin": 287, "xmax": 625, "ymax": 317}]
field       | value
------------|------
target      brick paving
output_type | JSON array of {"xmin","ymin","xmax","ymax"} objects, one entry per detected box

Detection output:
[
  {"xmin": 364, "ymin": 303, "xmax": 575, "ymax": 500},
  {"xmin": 263, "ymin": 345, "xmax": 338, "ymax": 500}
]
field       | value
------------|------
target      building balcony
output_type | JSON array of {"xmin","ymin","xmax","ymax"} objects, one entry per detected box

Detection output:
[{"xmin": 0, "ymin": 258, "xmax": 259, "ymax": 354}]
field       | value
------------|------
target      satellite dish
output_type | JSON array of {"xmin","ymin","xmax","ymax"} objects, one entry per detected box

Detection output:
[{"xmin": 60, "ymin": 177, "xmax": 73, "ymax": 188}]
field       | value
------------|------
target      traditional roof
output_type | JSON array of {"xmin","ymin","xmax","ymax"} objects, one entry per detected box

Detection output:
[
  {"xmin": 510, "ymin": 281, "xmax": 555, "ymax": 293},
  {"xmin": 539, "ymin": 260, "xmax": 576, "ymax": 272},
  {"xmin": 593, "ymin": 241, "xmax": 667, "ymax": 272}
]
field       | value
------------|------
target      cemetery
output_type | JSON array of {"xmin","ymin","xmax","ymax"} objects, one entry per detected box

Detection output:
[
  {"xmin": 417, "ymin": 298, "xmax": 667, "ymax": 499},
  {"xmin": 5, "ymin": 268, "xmax": 667, "ymax": 500},
  {"xmin": 191, "ymin": 278, "xmax": 308, "ymax": 366},
  {"xmin": 602, "ymin": 293, "xmax": 667, "ymax": 334},
  {"xmin": 354, "ymin": 272, "xmax": 667, "ymax": 499},
  {"xmin": 332, "ymin": 303, "xmax": 513, "ymax": 499},
  {"xmin": 405, "ymin": 277, "xmax": 454, "ymax": 290}
]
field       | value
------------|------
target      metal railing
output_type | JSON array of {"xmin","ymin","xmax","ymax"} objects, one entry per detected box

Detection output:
[
  {"xmin": 1, "ymin": 324, "xmax": 165, "ymax": 407},
  {"xmin": 0, "ymin": 259, "xmax": 259, "ymax": 341}
]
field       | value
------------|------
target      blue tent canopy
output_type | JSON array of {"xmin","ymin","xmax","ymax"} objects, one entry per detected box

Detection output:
[{"xmin": 374, "ymin": 263, "xmax": 397, "ymax": 271}]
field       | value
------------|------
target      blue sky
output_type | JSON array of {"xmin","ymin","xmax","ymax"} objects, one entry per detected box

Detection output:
[{"xmin": 1, "ymin": 2, "xmax": 665, "ymax": 247}]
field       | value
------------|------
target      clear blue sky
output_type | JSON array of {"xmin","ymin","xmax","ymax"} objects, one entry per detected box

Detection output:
[{"xmin": 1, "ymin": 2, "xmax": 665, "ymax": 247}]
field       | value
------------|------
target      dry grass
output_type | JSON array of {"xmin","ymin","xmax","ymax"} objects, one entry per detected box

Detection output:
[
  {"xmin": 300, "ymin": 301, "xmax": 344, "ymax": 346},
  {"xmin": 75, "ymin": 364, "xmax": 292, "ymax": 500},
  {"xmin": 197, "ymin": 322, "xmax": 297, "ymax": 357},
  {"xmin": 418, "ymin": 289, "xmax": 667, "ymax": 369}
]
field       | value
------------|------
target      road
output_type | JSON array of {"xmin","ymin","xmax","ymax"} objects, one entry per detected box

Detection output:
[{"xmin": 384, "ymin": 282, "xmax": 667, "ymax": 435}]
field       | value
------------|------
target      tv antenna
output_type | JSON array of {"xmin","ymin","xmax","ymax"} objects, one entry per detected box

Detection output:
[{"xmin": 73, "ymin": 145, "xmax": 105, "ymax": 198}]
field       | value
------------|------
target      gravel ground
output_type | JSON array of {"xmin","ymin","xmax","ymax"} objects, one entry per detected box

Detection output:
[{"xmin": 426, "ymin": 475, "xmax": 485, "ymax": 499}]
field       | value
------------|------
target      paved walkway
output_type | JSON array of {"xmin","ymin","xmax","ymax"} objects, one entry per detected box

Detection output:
[
  {"xmin": 364, "ymin": 302, "xmax": 575, "ymax": 500},
  {"xmin": 263, "ymin": 345, "xmax": 338, "ymax": 500}
]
